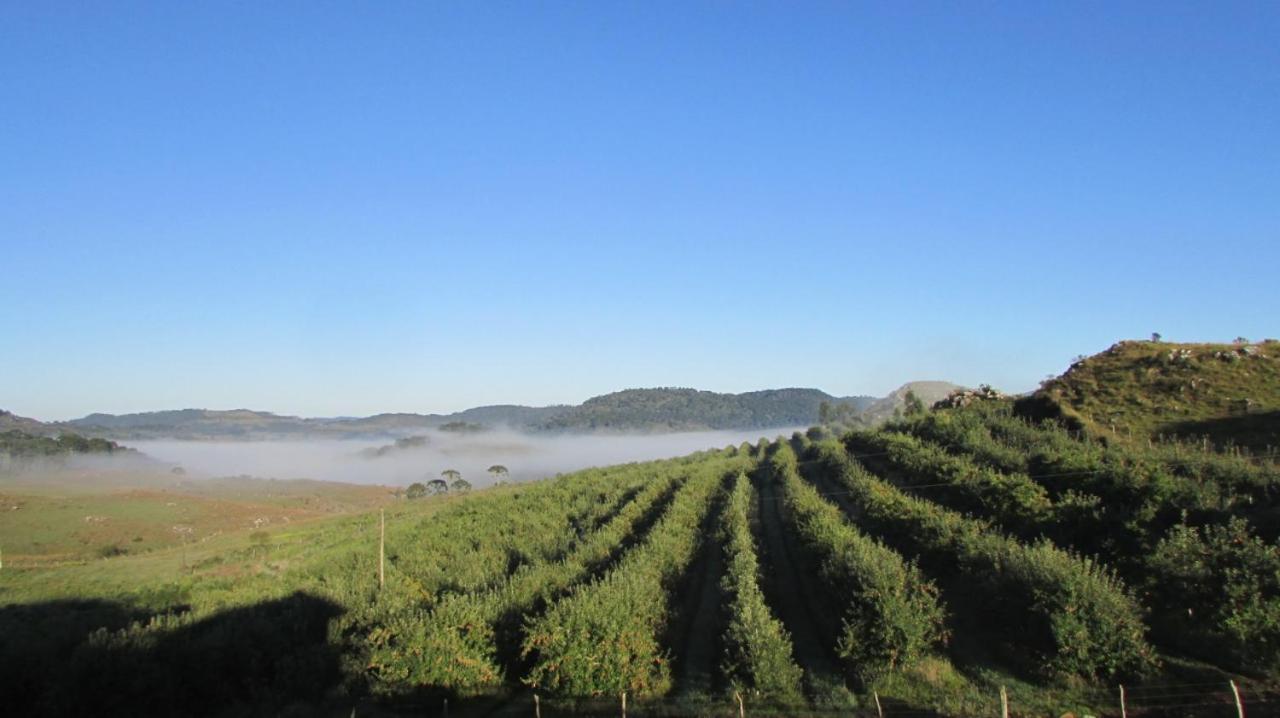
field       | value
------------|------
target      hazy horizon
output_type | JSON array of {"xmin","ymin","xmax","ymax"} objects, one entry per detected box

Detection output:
[
  {"xmin": 16, "ymin": 383, "xmax": 924, "ymax": 424},
  {"xmin": 125, "ymin": 427, "xmax": 805, "ymax": 487}
]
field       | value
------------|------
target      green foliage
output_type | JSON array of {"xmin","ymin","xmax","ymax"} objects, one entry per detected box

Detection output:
[
  {"xmin": 439, "ymin": 421, "xmax": 486, "ymax": 433},
  {"xmin": 1147, "ymin": 517, "xmax": 1280, "ymax": 667},
  {"xmin": 1034, "ymin": 340, "xmax": 1280, "ymax": 451},
  {"xmin": 538, "ymin": 388, "xmax": 859, "ymax": 432},
  {"xmin": 718, "ymin": 472, "xmax": 804, "ymax": 699},
  {"xmin": 405, "ymin": 482, "xmax": 427, "ymax": 499},
  {"xmin": 847, "ymin": 430, "xmax": 1053, "ymax": 536},
  {"xmin": 811, "ymin": 439, "xmax": 1156, "ymax": 679},
  {"xmin": 892, "ymin": 401, "xmax": 1280, "ymax": 664},
  {"xmin": 362, "ymin": 457, "xmax": 693, "ymax": 695},
  {"xmin": 765, "ymin": 445, "xmax": 946, "ymax": 685},
  {"xmin": 9, "ymin": 398, "xmax": 1280, "ymax": 714},
  {"xmin": 522, "ymin": 454, "xmax": 748, "ymax": 696},
  {"xmin": 902, "ymin": 390, "xmax": 925, "ymax": 417},
  {"xmin": 0, "ymin": 428, "xmax": 127, "ymax": 460}
]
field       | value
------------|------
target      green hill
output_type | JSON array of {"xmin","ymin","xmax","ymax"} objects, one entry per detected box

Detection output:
[
  {"xmin": 0, "ymin": 410, "xmax": 56, "ymax": 437},
  {"xmin": 536, "ymin": 387, "xmax": 871, "ymax": 432},
  {"xmin": 1, "ymin": 429, "xmax": 131, "ymax": 467},
  {"xmin": 1022, "ymin": 339, "xmax": 1280, "ymax": 451},
  {"xmin": 39, "ymin": 389, "xmax": 876, "ymax": 439}
]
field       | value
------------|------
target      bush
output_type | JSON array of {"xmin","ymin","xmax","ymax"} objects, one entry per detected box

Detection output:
[
  {"xmin": 522, "ymin": 455, "xmax": 748, "ymax": 696},
  {"xmin": 718, "ymin": 472, "xmax": 804, "ymax": 699},
  {"xmin": 766, "ymin": 445, "xmax": 946, "ymax": 684},
  {"xmin": 1146, "ymin": 517, "xmax": 1280, "ymax": 668},
  {"xmin": 809, "ymin": 439, "xmax": 1156, "ymax": 679}
]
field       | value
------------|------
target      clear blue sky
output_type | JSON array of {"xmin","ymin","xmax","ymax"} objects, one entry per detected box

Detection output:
[{"xmin": 2, "ymin": 2, "xmax": 1277, "ymax": 420}]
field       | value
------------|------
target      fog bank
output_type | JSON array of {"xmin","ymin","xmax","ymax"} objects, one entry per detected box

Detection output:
[{"xmin": 129, "ymin": 427, "xmax": 801, "ymax": 487}]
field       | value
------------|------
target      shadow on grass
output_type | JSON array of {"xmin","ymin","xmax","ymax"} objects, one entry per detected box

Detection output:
[
  {"xmin": 1164, "ymin": 410, "xmax": 1280, "ymax": 454},
  {"xmin": 1, "ymin": 591, "xmax": 344, "ymax": 717}
]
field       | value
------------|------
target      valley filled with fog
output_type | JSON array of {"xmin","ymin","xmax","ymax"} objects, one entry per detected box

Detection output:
[{"xmin": 129, "ymin": 427, "xmax": 803, "ymax": 487}]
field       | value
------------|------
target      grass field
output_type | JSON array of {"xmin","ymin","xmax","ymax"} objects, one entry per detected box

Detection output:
[{"xmin": 0, "ymin": 472, "xmax": 395, "ymax": 567}]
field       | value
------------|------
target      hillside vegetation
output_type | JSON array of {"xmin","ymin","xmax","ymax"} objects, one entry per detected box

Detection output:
[
  {"xmin": 7, "ymin": 389, "xmax": 1280, "ymax": 716},
  {"xmin": 538, "ymin": 388, "xmax": 870, "ymax": 432},
  {"xmin": 1026, "ymin": 339, "xmax": 1280, "ymax": 452},
  {"xmin": 855, "ymin": 381, "xmax": 964, "ymax": 425},
  {"xmin": 1, "ymin": 430, "xmax": 132, "ymax": 475},
  {"xmin": 32, "ymin": 387, "xmax": 878, "ymax": 439}
]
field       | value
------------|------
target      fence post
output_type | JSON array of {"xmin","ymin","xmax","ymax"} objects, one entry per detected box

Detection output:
[
  {"xmin": 874, "ymin": 690, "xmax": 884, "ymax": 718},
  {"xmin": 621, "ymin": 691, "xmax": 627, "ymax": 718},
  {"xmin": 442, "ymin": 698, "xmax": 448, "ymax": 718},
  {"xmin": 1119, "ymin": 684, "xmax": 1126, "ymax": 718},
  {"xmin": 534, "ymin": 693, "xmax": 541, "ymax": 718},
  {"xmin": 735, "ymin": 690, "xmax": 744, "ymax": 718},
  {"xmin": 378, "ymin": 509, "xmax": 386, "ymax": 589},
  {"xmin": 1000, "ymin": 686, "xmax": 1008, "ymax": 718},
  {"xmin": 1231, "ymin": 680, "xmax": 1245, "ymax": 718}
]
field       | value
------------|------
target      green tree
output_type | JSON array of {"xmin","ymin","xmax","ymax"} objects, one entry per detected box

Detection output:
[
  {"xmin": 406, "ymin": 482, "xmax": 427, "ymax": 499},
  {"xmin": 450, "ymin": 477, "xmax": 472, "ymax": 492},
  {"xmin": 427, "ymin": 478, "xmax": 449, "ymax": 495},
  {"xmin": 903, "ymin": 390, "xmax": 926, "ymax": 417},
  {"xmin": 442, "ymin": 469, "xmax": 461, "ymax": 484},
  {"xmin": 819, "ymin": 400, "xmax": 832, "ymax": 425},
  {"xmin": 487, "ymin": 465, "xmax": 508, "ymax": 483}
]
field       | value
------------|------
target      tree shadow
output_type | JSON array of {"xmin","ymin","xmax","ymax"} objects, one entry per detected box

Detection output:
[
  {"xmin": 1163, "ymin": 410, "xmax": 1280, "ymax": 454},
  {"xmin": 2, "ymin": 591, "xmax": 344, "ymax": 717}
]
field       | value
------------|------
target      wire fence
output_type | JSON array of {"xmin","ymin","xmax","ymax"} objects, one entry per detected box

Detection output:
[{"xmin": 352, "ymin": 679, "xmax": 1277, "ymax": 718}]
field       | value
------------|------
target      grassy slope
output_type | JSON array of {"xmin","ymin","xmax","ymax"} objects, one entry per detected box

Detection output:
[
  {"xmin": 0, "ymin": 475, "xmax": 395, "ymax": 565},
  {"xmin": 1031, "ymin": 339, "xmax": 1280, "ymax": 450},
  {"xmin": 0, "ymin": 484, "xmax": 485, "ymax": 607}
]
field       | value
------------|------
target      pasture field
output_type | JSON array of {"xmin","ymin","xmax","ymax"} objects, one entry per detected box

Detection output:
[
  {"xmin": 0, "ymin": 473, "xmax": 395, "ymax": 566},
  {"xmin": 4, "ymin": 405, "xmax": 1280, "ymax": 717}
]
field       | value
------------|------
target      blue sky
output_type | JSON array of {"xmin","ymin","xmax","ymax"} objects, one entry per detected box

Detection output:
[{"xmin": 2, "ymin": 2, "xmax": 1277, "ymax": 420}]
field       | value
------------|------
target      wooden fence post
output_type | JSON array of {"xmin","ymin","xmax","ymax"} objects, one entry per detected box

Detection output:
[
  {"xmin": 621, "ymin": 691, "xmax": 627, "ymax": 718},
  {"xmin": 1119, "ymin": 684, "xmax": 1127, "ymax": 718},
  {"xmin": 874, "ymin": 690, "xmax": 884, "ymax": 718},
  {"xmin": 1000, "ymin": 686, "xmax": 1008, "ymax": 718},
  {"xmin": 379, "ymin": 509, "xmax": 385, "ymax": 590},
  {"xmin": 534, "ymin": 693, "xmax": 541, "ymax": 718},
  {"xmin": 1231, "ymin": 680, "xmax": 1245, "ymax": 718},
  {"xmin": 735, "ymin": 690, "xmax": 744, "ymax": 718},
  {"xmin": 442, "ymin": 697, "xmax": 448, "ymax": 718}
]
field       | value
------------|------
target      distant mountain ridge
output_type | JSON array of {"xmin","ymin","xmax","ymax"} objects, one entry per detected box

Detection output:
[
  {"xmin": 59, "ymin": 405, "xmax": 572, "ymax": 440},
  {"xmin": 540, "ymin": 387, "xmax": 873, "ymax": 432},
  {"xmin": 19, "ymin": 386, "xmax": 885, "ymax": 440}
]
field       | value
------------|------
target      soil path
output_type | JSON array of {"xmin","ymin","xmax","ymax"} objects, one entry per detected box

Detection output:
[{"xmin": 750, "ymin": 469, "xmax": 849, "ymax": 702}]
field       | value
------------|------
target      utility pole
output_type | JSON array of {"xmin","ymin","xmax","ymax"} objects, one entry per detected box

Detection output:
[{"xmin": 379, "ymin": 509, "xmax": 386, "ymax": 590}]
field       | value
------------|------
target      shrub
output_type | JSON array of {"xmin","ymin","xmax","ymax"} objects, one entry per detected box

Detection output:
[
  {"xmin": 718, "ymin": 472, "xmax": 804, "ymax": 699},
  {"xmin": 766, "ymin": 445, "xmax": 946, "ymax": 684}
]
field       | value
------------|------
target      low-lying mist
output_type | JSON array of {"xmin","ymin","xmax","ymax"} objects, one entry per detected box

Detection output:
[{"xmin": 128, "ymin": 427, "xmax": 802, "ymax": 487}]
